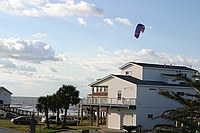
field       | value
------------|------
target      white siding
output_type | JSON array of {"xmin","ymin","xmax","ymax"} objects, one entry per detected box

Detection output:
[
  {"xmin": 121, "ymin": 64, "xmax": 143, "ymax": 79},
  {"xmin": 143, "ymin": 67, "xmax": 196, "ymax": 82},
  {"xmin": 94, "ymin": 77, "xmax": 137, "ymax": 130},
  {"xmin": 107, "ymin": 77, "xmax": 137, "ymax": 99},
  {"xmin": 108, "ymin": 108, "xmax": 136, "ymax": 130},
  {"xmin": 94, "ymin": 76, "xmax": 137, "ymax": 99},
  {"xmin": 89, "ymin": 62, "xmax": 197, "ymax": 130},
  {"xmin": 0, "ymin": 89, "xmax": 11, "ymax": 105},
  {"xmin": 136, "ymin": 85, "xmax": 196, "ymax": 130}
]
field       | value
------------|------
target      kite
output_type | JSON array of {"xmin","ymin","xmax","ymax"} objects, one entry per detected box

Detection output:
[{"xmin": 134, "ymin": 23, "xmax": 145, "ymax": 39}]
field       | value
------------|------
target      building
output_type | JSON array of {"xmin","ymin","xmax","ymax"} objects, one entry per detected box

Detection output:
[
  {"xmin": 0, "ymin": 86, "xmax": 12, "ymax": 105},
  {"xmin": 80, "ymin": 62, "xmax": 197, "ymax": 130}
]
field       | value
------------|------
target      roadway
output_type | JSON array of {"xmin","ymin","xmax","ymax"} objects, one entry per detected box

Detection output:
[{"xmin": 0, "ymin": 127, "xmax": 22, "ymax": 133}]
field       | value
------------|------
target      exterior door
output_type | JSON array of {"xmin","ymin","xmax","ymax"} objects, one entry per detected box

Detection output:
[{"xmin": 120, "ymin": 113, "xmax": 135, "ymax": 127}]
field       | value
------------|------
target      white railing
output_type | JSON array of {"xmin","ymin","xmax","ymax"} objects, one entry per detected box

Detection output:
[{"xmin": 80, "ymin": 97, "xmax": 136, "ymax": 106}]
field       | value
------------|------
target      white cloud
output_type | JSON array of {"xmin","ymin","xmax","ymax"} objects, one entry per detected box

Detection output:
[
  {"xmin": 8, "ymin": 0, "xmax": 46, "ymax": 7},
  {"xmin": 0, "ymin": 59, "xmax": 17, "ymax": 69},
  {"xmin": 42, "ymin": 1, "xmax": 103, "ymax": 17},
  {"xmin": 32, "ymin": 32, "xmax": 47, "ymax": 37},
  {"xmin": 0, "ymin": 0, "xmax": 104, "ymax": 17},
  {"xmin": 0, "ymin": 38, "xmax": 61, "ymax": 63},
  {"xmin": 72, "ymin": 48, "xmax": 200, "ymax": 72},
  {"xmin": 1, "ymin": 47, "xmax": 200, "ymax": 97},
  {"xmin": 48, "ymin": 67, "xmax": 58, "ymax": 73},
  {"xmin": 115, "ymin": 17, "xmax": 132, "ymax": 26},
  {"xmin": 77, "ymin": 17, "xmax": 87, "ymax": 25},
  {"xmin": 23, "ymin": 8, "xmax": 44, "ymax": 17},
  {"xmin": 103, "ymin": 18, "xmax": 114, "ymax": 26},
  {"xmin": 17, "ymin": 64, "xmax": 37, "ymax": 72},
  {"xmin": 104, "ymin": 17, "xmax": 132, "ymax": 26},
  {"xmin": 0, "ymin": 59, "xmax": 37, "ymax": 72}
]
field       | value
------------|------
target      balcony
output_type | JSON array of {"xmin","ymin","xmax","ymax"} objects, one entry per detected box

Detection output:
[{"xmin": 80, "ymin": 97, "xmax": 136, "ymax": 108}]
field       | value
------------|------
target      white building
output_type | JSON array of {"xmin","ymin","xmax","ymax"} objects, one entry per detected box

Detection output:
[
  {"xmin": 0, "ymin": 86, "xmax": 12, "ymax": 105},
  {"xmin": 80, "ymin": 62, "xmax": 197, "ymax": 130}
]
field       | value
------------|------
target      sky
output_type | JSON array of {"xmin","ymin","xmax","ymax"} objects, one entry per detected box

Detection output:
[{"xmin": 0, "ymin": 0, "xmax": 200, "ymax": 98}]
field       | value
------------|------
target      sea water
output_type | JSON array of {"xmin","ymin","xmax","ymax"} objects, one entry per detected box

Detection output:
[{"xmin": 11, "ymin": 96, "xmax": 78, "ymax": 115}]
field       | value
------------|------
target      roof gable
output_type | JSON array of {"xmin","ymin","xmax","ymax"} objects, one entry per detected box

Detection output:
[
  {"xmin": 0, "ymin": 87, "xmax": 12, "ymax": 94},
  {"xmin": 89, "ymin": 74, "xmax": 114, "ymax": 87}
]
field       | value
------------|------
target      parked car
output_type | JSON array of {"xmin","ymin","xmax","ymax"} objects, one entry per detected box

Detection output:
[
  {"xmin": 41, "ymin": 115, "xmax": 57, "ymax": 124},
  {"xmin": 41, "ymin": 115, "xmax": 80, "ymax": 125},
  {"xmin": 11, "ymin": 116, "xmax": 38, "ymax": 125},
  {"xmin": 61, "ymin": 115, "xmax": 80, "ymax": 125}
]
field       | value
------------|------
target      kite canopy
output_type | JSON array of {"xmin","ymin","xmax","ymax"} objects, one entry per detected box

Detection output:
[{"xmin": 134, "ymin": 23, "xmax": 145, "ymax": 39}]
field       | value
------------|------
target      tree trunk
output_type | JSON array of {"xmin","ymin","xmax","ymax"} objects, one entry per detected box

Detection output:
[
  {"xmin": 45, "ymin": 109, "xmax": 50, "ymax": 129},
  {"xmin": 62, "ymin": 108, "xmax": 68, "ymax": 127},
  {"xmin": 56, "ymin": 108, "xmax": 60, "ymax": 126}
]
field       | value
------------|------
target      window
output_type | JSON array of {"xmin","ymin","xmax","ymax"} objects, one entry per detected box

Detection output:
[
  {"xmin": 177, "ymin": 92, "xmax": 184, "ymax": 96},
  {"xmin": 104, "ymin": 87, "xmax": 108, "ymax": 92},
  {"xmin": 117, "ymin": 90, "xmax": 122, "ymax": 100},
  {"xmin": 125, "ymin": 71, "xmax": 132, "ymax": 75},
  {"xmin": 148, "ymin": 114, "xmax": 153, "ymax": 119},
  {"xmin": 149, "ymin": 88, "xmax": 156, "ymax": 90}
]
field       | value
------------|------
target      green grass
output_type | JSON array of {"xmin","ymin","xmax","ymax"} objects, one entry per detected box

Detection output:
[{"xmin": 0, "ymin": 120, "xmax": 98, "ymax": 133}]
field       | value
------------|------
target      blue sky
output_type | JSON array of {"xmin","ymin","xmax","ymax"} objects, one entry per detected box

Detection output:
[{"xmin": 0, "ymin": 0, "xmax": 199, "ymax": 97}]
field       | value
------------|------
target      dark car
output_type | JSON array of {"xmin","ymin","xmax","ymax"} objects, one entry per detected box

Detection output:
[
  {"xmin": 11, "ymin": 116, "xmax": 38, "ymax": 125},
  {"xmin": 41, "ymin": 115, "xmax": 80, "ymax": 125},
  {"xmin": 41, "ymin": 115, "xmax": 57, "ymax": 124},
  {"xmin": 61, "ymin": 115, "xmax": 80, "ymax": 125}
]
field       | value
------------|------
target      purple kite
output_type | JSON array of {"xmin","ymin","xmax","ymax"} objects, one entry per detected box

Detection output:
[{"xmin": 134, "ymin": 23, "xmax": 145, "ymax": 39}]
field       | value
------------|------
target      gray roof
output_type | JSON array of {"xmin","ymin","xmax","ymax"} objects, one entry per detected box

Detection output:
[
  {"xmin": 113, "ymin": 75, "xmax": 188, "ymax": 87},
  {"xmin": 120, "ymin": 62, "xmax": 197, "ymax": 71}
]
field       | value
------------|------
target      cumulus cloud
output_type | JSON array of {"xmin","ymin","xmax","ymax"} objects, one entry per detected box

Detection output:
[
  {"xmin": 104, "ymin": 17, "xmax": 132, "ymax": 26},
  {"xmin": 0, "ymin": 0, "xmax": 103, "ymax": 17},
  {"xmin": 0, "ymin": 59, "xmax": 17, "ymax": 69},
  {"xmin": 32, "ymin": 32, "xmax": 47, "ymax": 37},
  {"xmin": 43, "ymin": 1, "xmax": 103, "ymax": 17},
  {"xmin": 17, "ymin": 64, "xmax": 37, "ymax": 72},
  {"xmin": 48, "ymin": 67, "xmax": 58, "ymax": 73},
  {"xmin": 0, "ymin": 38, "xmax": 61, "ymax": 63},
  {"xmin": 1, "ymin": 47, "xmax": 199, "ymax": 97},
  {"xmin": 72, "ymin": 48, "xmax": 200, "ymax": 72},
  {"xmin": 0, "ymin": 59, "xmax": 37, "ymax": 72},
  {"xmin": 77, "ymin": 17, "xmax": 87, "ymax": 25},
  {"xmin": 103, "ymin": 18, "xmax": 114, "ymax": 26},
  {"xmin": 115, "ymin": 17, "xmax": 132, "ymax": 26}
]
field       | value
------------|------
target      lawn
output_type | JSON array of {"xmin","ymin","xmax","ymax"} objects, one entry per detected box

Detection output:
[{"xmin": 0, "ymin": 119, "xmax": 98, "ymax": 133}]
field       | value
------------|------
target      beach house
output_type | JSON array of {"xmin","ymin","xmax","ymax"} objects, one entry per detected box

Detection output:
[
  {"xmin": 0, "ymin": 86, "xmax": 12, "ymax": 105},
  {"xmin": 80, "ymin": 62, "xmax": 197, "ymax": 130}
]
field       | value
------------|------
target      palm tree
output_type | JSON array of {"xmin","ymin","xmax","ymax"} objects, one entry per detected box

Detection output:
[
  {"xmin": 51, "ymin": 92, "xmax": 63, "ymax": 126},
  {"xmin": 152, "ymin": 72, "xmax": 200, "ymax": 133},
  {"xmin": 58, "ymin": 85, "xmax": 80, "ymax": 127},
  {"xmin": 36, "ymin": 95, "xmax": 51, "ymax": 129}
]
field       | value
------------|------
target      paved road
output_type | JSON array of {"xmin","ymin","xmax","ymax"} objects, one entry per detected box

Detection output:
[
  {"xmin": 0, "ymin": 127, "xmax": 22, "ymax": 133},
  {"xmin": 59, "ymin": 130, "xmax": 100, "ymax": 133}
]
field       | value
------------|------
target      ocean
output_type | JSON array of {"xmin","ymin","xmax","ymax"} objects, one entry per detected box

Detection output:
[{"xmin": 11, "ymin": 96, "xmax": 78, "ymax": 115}]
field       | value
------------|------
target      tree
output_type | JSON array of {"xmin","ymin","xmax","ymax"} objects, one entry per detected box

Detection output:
[
  {"xmin": 58, "ymin": 85, "xmax": 80, "ymax": 127},
  {"xmin": 36, "ymin": 95, "xmax": 51, "ymax": 129},
  {"xmin": 50, "ymin": 92, "xmax": 63, "ymax": 126},
  {"xmin": 152, "ymin": 72, "xmax": 200, "ymax": 133}
]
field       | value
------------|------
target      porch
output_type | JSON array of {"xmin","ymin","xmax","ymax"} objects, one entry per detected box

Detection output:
[
  {"xmin": 79, "ymin": 97, "xmax": 136, "ymax": 128},
  {"xmin": 80, "ymin": 97, "xmax": 136, "ymax": 106}
]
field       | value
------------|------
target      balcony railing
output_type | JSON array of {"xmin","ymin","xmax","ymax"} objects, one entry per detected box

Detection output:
[{"xmin": 80, "ymin": 97, "xmax": 136, "ymax": 106}]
